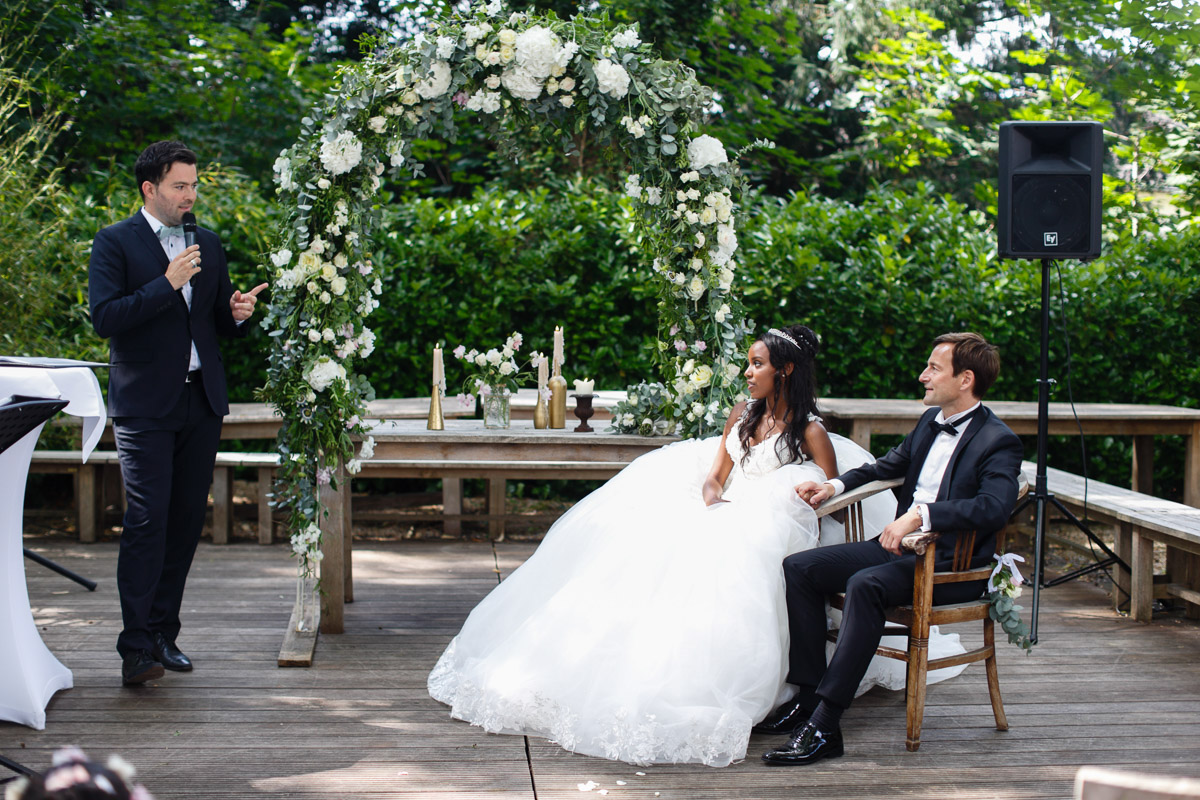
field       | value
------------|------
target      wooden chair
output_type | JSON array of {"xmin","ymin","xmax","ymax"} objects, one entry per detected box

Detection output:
[{"xmin": 818, "ymin": 476, "xmax": 1029, "ymax": 752}]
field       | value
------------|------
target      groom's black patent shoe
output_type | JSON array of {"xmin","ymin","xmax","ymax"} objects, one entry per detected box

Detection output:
[
  {"xmin": 151, "ymin": 632, "xmax": 193, "ymax": 672},
  {"xmin": 761, "ymin": 722, "xmax": 844, "ymax": 766},
  {"xmin": 121, "ymin": 650, "xmax": 164, "ymax": 686},
  {"xmin": 752, "ymin": 697, "xmax": 814, "ymax": 735}
]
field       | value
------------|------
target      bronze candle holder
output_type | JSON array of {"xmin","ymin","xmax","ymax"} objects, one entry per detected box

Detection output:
[{"xmin": 572, "ymin": 394, "xmax": 595, "ymax": 432}]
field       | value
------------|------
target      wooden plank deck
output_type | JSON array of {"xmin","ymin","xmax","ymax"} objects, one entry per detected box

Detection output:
[{"xmin": 6, "ymin": 537, "xmax": 1200, "ymax": 799}]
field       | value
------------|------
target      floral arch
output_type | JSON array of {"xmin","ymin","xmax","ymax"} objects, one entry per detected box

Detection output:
[{"xmin": 261, "ymin": 0, "xmax": 763, "ymax": 569}]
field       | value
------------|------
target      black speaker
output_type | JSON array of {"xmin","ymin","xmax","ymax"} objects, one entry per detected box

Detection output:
[{"xmin": 998, "ymin": 121, "xmax": 1103, "ymax": 260}]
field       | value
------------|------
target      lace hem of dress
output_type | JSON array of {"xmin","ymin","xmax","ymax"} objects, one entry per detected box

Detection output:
[{"xmin": 428, "ymin": 639, "xmax": 750, "ymax": 767}]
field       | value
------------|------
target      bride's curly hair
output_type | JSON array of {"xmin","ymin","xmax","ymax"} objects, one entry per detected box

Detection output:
[{"xmin": 737, "ymin": 324, "xmax": 821, "ymax": 467}]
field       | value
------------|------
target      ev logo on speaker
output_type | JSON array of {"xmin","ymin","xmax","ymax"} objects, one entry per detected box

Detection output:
[{"xmin": 1044, "ymin": 232, "xmax": 1059, "ymax": 246}]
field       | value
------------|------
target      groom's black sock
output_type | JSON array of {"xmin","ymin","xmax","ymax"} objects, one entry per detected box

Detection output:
[{"xmin": 808, "ymin": 700, "xmax": 844, "ymax": 733}]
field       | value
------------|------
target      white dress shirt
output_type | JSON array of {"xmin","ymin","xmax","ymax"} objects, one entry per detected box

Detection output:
[
  {"xmin": 826, "ymin": 402, "xmax": 981, "ymax": 531},
  {"xmin": 141, "ymin": 207, "xmax": 202, "ymax": 372}
]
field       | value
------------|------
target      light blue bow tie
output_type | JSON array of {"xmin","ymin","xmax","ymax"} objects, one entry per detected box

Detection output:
[{"xmin": 157, "ymin": 225, "xmax": 184, "ymax": 240}]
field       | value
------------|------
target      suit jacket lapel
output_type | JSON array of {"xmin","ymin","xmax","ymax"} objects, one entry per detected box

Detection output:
[
  {"xmin": 131, "ymin": 213, "xmax": 170, "ymax": 270},
  {"xmin": 936, "ymin": 406, "xmax": 986, "ymax": 501},
  {"xmin": 901, "ymin": 409, "xmax": 941, "ymax": 507}
]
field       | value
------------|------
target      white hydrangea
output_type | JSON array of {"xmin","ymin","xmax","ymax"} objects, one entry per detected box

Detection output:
[
  {"xmin": 612, "ymin": 29, "xmax": 641, "ymax": 49},
  {"xmin": 592, "ymin": 58, "xmax": 630, "ymax": 98},
  {"xmin": 415, "ymin": 60, "xmax": 453, "ymax": 99},
  {"xmin": 501, "ymin": 65, "xmax": 543, "ymax": 99},
  {"xmin": 436, "ymin": 35, "xmax": 456, "ymax": 59},
  {"xmin": 466, "ymin": 90, "xmax": 503, "ymax": 113},
  {"xmin": 305, "ymin": 357, "xmax": 347, "ymax": 392},
  {"xmin": 687, "ymin": 134, "xmax": 729, "ymax": 171},
  {"xmin": 514, "ymin": 26, "xmax": 561, "ymax": 79},
  {"xmin": 319, "ymin": 131, "xmax": 363, "ymax": 175},
  {"xmin": 557, "ymin": 41, "xmax": 579, "ymax": 67}
]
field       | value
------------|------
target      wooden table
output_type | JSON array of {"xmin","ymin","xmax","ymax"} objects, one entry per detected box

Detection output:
[
  {"xmin": 315, "ymin": 419, "xmax": 677, "ymax": 634},
  {"xmin": 818, "ymin": 398, "xmax": 1200, "ymax": 507}
]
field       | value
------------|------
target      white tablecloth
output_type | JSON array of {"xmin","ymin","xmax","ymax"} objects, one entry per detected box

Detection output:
[{"xmin": 0, "ymin": 364, "xmax": 106, "ymax": 729}]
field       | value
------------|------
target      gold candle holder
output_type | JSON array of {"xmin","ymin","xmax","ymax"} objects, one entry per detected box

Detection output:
[
  {"xmin": 426, "ymin": 385, "xmax": 445, "ymax": 430},
  {"xmin": 533, "ymin": 389, "xmax": 549, "ymax": 429},
  {"xmin": 548, "ymin": 375, "xmax": 567, "ymax": 429}
]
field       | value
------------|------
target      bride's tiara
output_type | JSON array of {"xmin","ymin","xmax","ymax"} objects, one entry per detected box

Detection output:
[{"xmin": 767, "ymin": 327, "xmax": 812, "ymax": 355}]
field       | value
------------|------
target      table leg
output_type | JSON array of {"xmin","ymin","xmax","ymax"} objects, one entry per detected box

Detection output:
[
  {"xmin": 319, "ymin": 467, "xmax": 346, "ymax": 634},
  {"xmin": 487, "ymin": 479, "xmax": 506, "ymax": 541},
  {"xmin": 257, "ymin": 466, "xmax": 274, "ymax": 544},
  {"xmin": 211, "ymin": 466, "xmax": 232, "ymax": 544},
  {"xmin": 1166, "ymin": 546, "xmax": 1200, "ymax": 620},
  {"xmin": 343, "ymin": 480, "xmax": 353, "ymax": 604},
  {"xmin": 1131, "ymin": 435, "xmax": 1153, "ymax": 496},
  {"xmin": 1130, "ymin": 528, "xmax": 1154, "ymax": 623},
  {"xmin": 76, "ymin": 465, "xmax": 97, "ymax": 544},
  {"xmin": 1186, "ymin": 423, "xmax": 1200, "ymax": 508},
  {"xmin": 443, "ymin": 478, "xmax": 462, "ymax": 538},
  {"xmin": 850, "ymin": 421, "xmax": 872, "ymax": 451}
]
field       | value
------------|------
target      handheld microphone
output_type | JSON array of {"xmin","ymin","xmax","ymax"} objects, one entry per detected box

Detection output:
[
  {"xmin": 182, "ymin": 212, "xmax": 197, "ymax": 249},
  {"xmin": 182, "ymin": 212, "xmax": 198, "ymax": 287}
]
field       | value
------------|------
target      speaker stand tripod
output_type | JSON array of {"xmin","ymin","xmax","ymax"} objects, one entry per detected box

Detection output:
[{"xmin": 1020, "ymin": 258, "xmax": 1129, "ymax": 643}]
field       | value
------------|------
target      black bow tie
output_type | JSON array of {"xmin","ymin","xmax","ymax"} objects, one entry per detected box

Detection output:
[{"xmin": 928, "ymin": 418, "xmax": 962, "ymax": 437}]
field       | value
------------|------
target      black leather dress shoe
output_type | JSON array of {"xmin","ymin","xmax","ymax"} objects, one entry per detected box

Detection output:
[
  {"xmin": 121, "ymin": 650, "xmax": 164, "ymax": 685},
  {"xmin": 151, "ymin": 632, "xmax": 193, "ymax": 672},
  {"xmin": 752, "ymin": 696, "xmax": 814, "ymax": 735},
  {"xmin": 761, "ymin": 722, "xmax": 844, "ymax": 766}
]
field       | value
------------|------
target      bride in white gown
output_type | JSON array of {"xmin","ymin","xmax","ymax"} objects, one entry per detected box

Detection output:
[{"xmin": 428, "ymin": 325, "xmax": 966, "ymax": 767}]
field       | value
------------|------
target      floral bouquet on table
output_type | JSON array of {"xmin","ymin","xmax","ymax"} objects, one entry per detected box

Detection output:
[
  {"xmin": 608, "ymin": 381, "xmax": 677, "ymax": 436},
  {"xmin": 452, "ymin": 331, "xmax": 543, "ymax": 410}
]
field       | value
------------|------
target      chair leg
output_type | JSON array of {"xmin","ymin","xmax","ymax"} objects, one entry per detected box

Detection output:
[
  {"xmin": 905, "ymin": 634, "xmax": 929, "ymax": 751},
  {"xmin": 983, "ymin": 618, "xmax": 1009, "ymax": 731}
]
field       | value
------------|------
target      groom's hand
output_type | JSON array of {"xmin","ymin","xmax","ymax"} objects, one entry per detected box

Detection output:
[
  {"xmin": 795, "ymin": 481, "xmax": 833, "ymax": 508},
  {"xmin": 879, "ymin": 509, "xmax": 922, "ymax": 555}
]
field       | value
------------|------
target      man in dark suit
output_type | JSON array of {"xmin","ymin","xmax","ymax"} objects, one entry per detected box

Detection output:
[
  {"xmin": 756, "ymin": 332, "xmax": 1023, "ymax": 765},
  {"xmin": 89, "ymin": 141, "xmax": 267, "ymax": 685}
]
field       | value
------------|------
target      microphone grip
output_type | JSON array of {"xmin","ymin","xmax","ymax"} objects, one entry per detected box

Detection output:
[{"xmin": 181, "ymin": 212, "xmax": 198, "ymax": 287}]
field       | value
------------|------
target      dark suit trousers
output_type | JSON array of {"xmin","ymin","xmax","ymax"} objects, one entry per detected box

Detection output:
[
  {"xmin": 783, "ymin": 539, "xmax": 986, "ymax": 709},
  {"xmin": 113, "ymin": 380, "xmax": 221, "ymax": 657}
]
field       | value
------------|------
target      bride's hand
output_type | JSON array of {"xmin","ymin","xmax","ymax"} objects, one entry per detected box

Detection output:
[{"xmin": 795, "ymin": 481, "xmax": 832, "ymax": 508}]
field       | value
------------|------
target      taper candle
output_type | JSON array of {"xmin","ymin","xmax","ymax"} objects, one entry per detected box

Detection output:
[
  {"xmin": 553, "ymin": 326, "xmax": 564, "ymax": 377},
  {"xmin": 432, "ymin": 345, "xmax": 444, "ymax": 390}
]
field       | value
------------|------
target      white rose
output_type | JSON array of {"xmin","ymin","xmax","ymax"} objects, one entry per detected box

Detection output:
[
  {"xmin": 687, "ymin": 134, "xmax": 729, "ymax": 171},
  {"xmin": 715, "ymin": 303, "xmax": 730, "ymax": 323},
  {"xmin": 690, "ymin": 365, "xmax": 713, "ymax": 389},
  {"xmin": 559, "ymin": 95, "xmax": 574, "ymax": 107},
  {"xmin": 486, "ymin": 348, "xmax": 502, "ymax": 365},
  {"xmin": 368, "ymin": 115, "xmax": 387, "ymax": 133},
  {"xmin": 686, "ymin": 275, "xmax": 706, "ymax": 301},
  {"xmin": 498, "ymin": 361, "xmax": 515, "ymax": 376},
  {"xmin": 682, "ymin": 358, "xmax": 695, "ymax": 375},
  {"xmin": 475, "ymin": 353, "xmax": 488, "ymax": 367},
  {"xmin": 498, "ymin": 28, "xmax": 517, "ymax": 45},
  {"xmin": 320, "ymin": 291, "xmax": 332, "ymax": 304},
  {"xmin": 307, "ymin": 329, "xmax": 321, "ymax": 343},
  {"xmin": 330, "ymin": 276, "xmax": 347, "ymax": 295},
  {"xmin": 485, "ymin": 74, "xmax": 502, "ymax": 89},
  {"xmin": 559, "ymin": 76, "xmax": 575, "ymax": 92},
  {"xmin": 592, "ymin": 58, "xmax": 630, "ymax": 98}
]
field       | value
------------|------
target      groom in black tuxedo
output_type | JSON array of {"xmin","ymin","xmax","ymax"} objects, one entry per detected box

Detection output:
[
  {"xmin": 757, "ymin": 332, "xmax": 1023, "ymax": 765},
  {"xmin": 89, "ymin": 141, "xmax": 267, "ymax": 685}
]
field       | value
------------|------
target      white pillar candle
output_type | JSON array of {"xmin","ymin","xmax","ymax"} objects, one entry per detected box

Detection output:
[
  {"xmin": 573, "ymin": 378, "xmax": 594, "ymax": 395},
  {"xmin": 553, "ymin": 326, "xmax": 564, "ymax": 377}
]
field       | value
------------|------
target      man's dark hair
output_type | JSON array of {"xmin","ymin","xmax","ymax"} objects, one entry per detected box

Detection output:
[
  {"xmin": 134, "ymin": 140, "xmax": 197, "ymax": 200},
  {"xmin": 931, "ymin": 332, "xmax": 1000, "ymax": 398}
]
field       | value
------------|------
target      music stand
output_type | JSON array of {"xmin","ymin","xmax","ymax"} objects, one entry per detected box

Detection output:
[{"xmin": 0, "ymin": 396, "xmax": 71, "ymax": 782}]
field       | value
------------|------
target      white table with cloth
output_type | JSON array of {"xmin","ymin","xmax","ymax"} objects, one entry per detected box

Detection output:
[{"xmin": 0, "ymin": 360, "xmax": 106, "ymax": 730}]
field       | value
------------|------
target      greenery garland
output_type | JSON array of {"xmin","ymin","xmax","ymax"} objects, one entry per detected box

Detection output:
[{"xmin": 259, "ymin": 0, "xmax": 765, "ymax": 573}]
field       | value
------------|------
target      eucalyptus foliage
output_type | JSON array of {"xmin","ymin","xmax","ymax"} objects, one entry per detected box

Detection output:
[{"xmin": 261, "ymin": 0, "xmax": 772, "ymax": 571}]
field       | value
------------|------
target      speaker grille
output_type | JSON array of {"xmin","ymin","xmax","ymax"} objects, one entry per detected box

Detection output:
[{"xmin": 1010, "ymin": 174, "xmax": 1092, "ymax": 255}]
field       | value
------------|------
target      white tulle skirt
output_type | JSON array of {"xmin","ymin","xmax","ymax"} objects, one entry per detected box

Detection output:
[{"xmin": 428, "ymin": 434, "xmax": 966, "ymax": 766}]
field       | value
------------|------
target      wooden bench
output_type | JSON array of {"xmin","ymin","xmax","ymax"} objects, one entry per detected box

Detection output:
[
  {"xmin": 1020, "ymin": 461, "xmax": 1200, "ymax": 621},
  {"xmin": 30, "ymin": 450, "xmax": 283, "ymax": 545}
]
